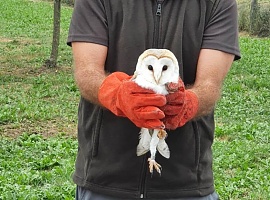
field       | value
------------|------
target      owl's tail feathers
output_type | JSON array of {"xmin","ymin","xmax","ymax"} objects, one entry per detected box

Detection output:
[
  {"xmin": 136, "ymin": 128, "xmax": 151, "ymax": 156},
  {"xmin": 137, "ymin": 145, "xmax": 150, "ymax": 156},
  {"xmin": 157, "ymin": 139, "xmax": 170, "ymax": 159}
]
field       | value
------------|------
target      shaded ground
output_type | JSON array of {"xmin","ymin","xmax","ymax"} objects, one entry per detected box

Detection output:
[
  {"xmin": 0, "ymin": 36, "xmax": 77, "ymax": 139},
  {"xmin": 0, "ymin": 118, "xmax": 77, "ymax": 139}
]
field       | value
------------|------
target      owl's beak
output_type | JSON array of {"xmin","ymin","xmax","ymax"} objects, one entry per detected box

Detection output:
[{"xmin": 154, "ymin": 70, "xmax": 162, "ymax": 84}]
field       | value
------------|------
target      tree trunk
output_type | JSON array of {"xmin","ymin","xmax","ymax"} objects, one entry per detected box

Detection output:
[
  {"xmin": 45, "ymin": 0, "xmax": 61, "ymax": 68},
  {"xmin": 250, "ymin": 0, "xmax": 259, "ymax": 34}
]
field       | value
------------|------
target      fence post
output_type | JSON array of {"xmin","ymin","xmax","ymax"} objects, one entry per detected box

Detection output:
[{"xmin": 250, "ymin": 0, "xmax": 259, "ymax": 34}]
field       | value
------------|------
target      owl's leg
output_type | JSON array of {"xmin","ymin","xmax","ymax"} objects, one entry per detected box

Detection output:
[
  {"xmin": 157, "ymin": 129, "xmax": 167, "ymax": 139},
  {"xmin": 148, "ymin": 129, "xmax": 162, "ymax": 176}
]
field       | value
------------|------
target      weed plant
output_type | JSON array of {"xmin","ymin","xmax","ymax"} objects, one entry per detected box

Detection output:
[
  {"xmin": 0, "ymin": 0, "xmax": 269, "ymax": 199},
  {"xmin": 237, "ymin": 0, "xmax": 270, "ymax": 37}
]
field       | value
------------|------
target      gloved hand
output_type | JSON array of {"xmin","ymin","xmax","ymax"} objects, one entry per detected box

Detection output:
[
  {"xmin": 161, "ymin": 79, "xmax": 199, "ymax": 130},
  {"xmin": 98, "ymin": 72, "xmax": 166, "ymax": 129}
]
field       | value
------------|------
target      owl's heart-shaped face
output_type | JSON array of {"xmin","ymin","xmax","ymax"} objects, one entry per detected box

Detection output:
[
  {"xmin": 134, "ymin": 49, "xmax": 179, "ymax": 86},
  {"xmin": 139, "ymin": 55, "xmax": 176, "ymax": 85}
]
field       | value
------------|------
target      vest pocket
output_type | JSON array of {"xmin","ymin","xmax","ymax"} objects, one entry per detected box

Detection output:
[
  {"xmin": 92, "ymin": 108, "xmax": 103, "ymax": 157},
  {"xmin": 192, "ymin": 121, "xmax": 200, "ymax": 172}
]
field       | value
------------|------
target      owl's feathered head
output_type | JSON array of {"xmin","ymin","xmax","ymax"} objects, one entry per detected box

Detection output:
[{"xmin": 134, "ymin": 49, "xmax": 179, "ymax": 87}]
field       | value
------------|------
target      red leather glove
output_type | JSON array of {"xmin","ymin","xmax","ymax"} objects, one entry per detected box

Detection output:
[
  {"xmin": 98, "ymin": 72, "xmax": 166, "ymax": 129},
  {"xmin": 161, "ymin": 79, "xmax": 199, "ymax": 130}
]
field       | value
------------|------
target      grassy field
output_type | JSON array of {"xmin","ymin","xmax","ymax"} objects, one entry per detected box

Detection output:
[{"xmin": 0, "ymin": 0, "xmax": 269, "ymax": 199}]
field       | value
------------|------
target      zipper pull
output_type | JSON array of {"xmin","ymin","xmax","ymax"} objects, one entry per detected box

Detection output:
[
  {"xmin": 140, "ymin": 193, "xmax": 144, "ymax": 198},
  {"xmin": 156, "ymin": 3, "xmax": 162, "ymax": 16}
]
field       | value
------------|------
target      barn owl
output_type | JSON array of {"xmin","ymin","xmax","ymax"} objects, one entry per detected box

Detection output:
[{"xmin": 132, "ymin": 49, "xmax": 179, "ymax": 175}]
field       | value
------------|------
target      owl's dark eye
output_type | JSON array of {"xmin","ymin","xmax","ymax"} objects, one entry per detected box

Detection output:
[
  {"xmin": 162, "ymin": 65, "xmax": 168, "ymax": 71},
  {"xmin": 148, "ymin": 65, "xmax": 153, "ymax": 71}
]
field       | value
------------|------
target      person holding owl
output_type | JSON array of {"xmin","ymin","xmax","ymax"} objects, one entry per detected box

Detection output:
[{"xmin": 67, "ymin": 0, "xmax": 241, "ymax": 199}]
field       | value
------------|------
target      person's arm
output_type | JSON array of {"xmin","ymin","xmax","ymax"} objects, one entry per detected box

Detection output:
[
  {"xmin": 162, "ymin": 49, "xmax": 234, "ymax": 129},
  {"xmin": 72, "ymin": 42, "xmax": 108, "ymax": 105},
  {"xmin": 189, "ymin": 48, "xmax": 234, "ymax": 117}
]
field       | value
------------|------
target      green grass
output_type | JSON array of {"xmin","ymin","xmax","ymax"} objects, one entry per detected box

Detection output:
[
  {"xmin": 214, "ymin": 37, "xmax": 270, "ymax": 199},
  {"xmin": 0, "ymin": 0, "xmax": 78, "ymax": 199},
  {"xmin": 0, "ymin": 134, "xmax": 77, "ymax": 199},
  {"xmin": 0, "ymin": 0, "xmax": 269, "ymax": 199}
]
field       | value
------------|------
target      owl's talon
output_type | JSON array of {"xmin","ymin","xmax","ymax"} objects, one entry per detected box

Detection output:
[{"xmin": 148, "ymin": 158, "xmax": 162, "ymax": 176}]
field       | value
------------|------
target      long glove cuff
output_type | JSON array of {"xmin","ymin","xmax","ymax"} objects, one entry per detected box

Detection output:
[
  {"xmin": 179, "ymin": 90, "xmax": 199, "ymax": 127},
  {"xmin": 98, "ymin": 72, "xmax": 131, "ymax": 117}
]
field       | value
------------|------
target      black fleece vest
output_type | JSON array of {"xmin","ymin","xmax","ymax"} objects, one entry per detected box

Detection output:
[{"xmin": 68, "ymin": 0, "xmax": 240, "ymax": 198}]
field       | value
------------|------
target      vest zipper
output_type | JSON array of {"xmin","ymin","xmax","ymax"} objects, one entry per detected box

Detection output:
[
  {"xmin": 139, "ymin": 2, "xmax": 165, "ymax": 198},
  {"xmin": 156, "ymin": 2, "xmax": 162, "ymax": 16},
  {"xmin": 139, "ymin": 155, "xmax": 148, "ymax": 198},
  {"xmin": 153, "ymin": 0, "xmax": 164, "ymax": 48}
]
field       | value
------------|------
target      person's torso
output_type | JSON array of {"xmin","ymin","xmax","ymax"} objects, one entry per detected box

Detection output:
[{"xmin": 74, "ymin": 0, "xmax": 218, "ymax": 198}]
